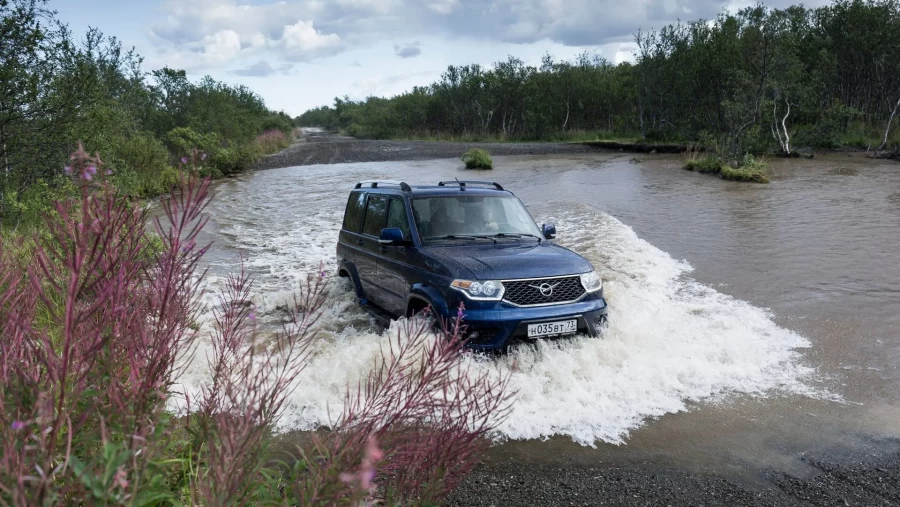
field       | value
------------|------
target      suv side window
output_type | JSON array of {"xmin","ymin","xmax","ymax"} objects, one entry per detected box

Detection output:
[
  {"xmin": 362, "ymin": 195, "xmax": 388, "ymax": 236},
  {"xmin": 342, "ymin": 192, "xmax": 366, "ymax": 232},
  {"xmin": 386, "ymin": 199, "xmax": 411, "ymax": 240}
]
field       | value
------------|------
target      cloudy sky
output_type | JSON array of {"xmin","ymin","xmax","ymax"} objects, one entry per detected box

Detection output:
[{"xmin": 50, "ymin": 0, "xmax": 827, "ymax": 117}]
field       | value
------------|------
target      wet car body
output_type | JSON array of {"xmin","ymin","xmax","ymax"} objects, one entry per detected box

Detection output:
[{"xmin": 336, "ymin": 180, "xmax": 608, "ymax": 350}]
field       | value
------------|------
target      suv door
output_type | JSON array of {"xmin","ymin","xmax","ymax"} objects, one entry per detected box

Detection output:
[
  {"xmin": 377, "ymin": 197, "xmax": 415, "ymax": 315},
  {"xmin": 358, "ymin": 194, "xmax": 389, "ymax": 307}
]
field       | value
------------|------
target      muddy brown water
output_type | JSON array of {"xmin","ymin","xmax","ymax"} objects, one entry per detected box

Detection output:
[{"xmin": 186, "ymin": 152, "xmax": 900, "ymax": 484}]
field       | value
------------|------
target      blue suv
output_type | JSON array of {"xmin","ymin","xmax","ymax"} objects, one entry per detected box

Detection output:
[{"xmin": 336, "ymin": 180, "xmax": 608, "ymax": 350}]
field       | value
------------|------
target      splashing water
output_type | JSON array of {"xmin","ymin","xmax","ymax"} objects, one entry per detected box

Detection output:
[{"xmin": 181, "ymin": 177, "xmax": 818, "ymax": 446}]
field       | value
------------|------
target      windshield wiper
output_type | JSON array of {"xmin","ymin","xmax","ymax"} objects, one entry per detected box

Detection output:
[
  {"xmin": 426, "ymin": 234, "xmax": 497, "ymax": 243},
  {"xmin": 492, "ymin": 233, "xmax": 542, "ymax": 242}
]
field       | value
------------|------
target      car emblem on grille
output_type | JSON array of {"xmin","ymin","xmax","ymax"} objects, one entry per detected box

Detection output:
[{"xmin": 528, "ymin": 281, "xmax": 560, "ymax": 297}]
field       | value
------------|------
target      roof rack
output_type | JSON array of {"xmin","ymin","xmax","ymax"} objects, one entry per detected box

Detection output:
[
  {"xmin": 437, "ymin": 180, "xmax": 505, "ymax": 191},
  {"xmin": 354, "ymin": 180, "xmax": 412, "ymax": 192}
]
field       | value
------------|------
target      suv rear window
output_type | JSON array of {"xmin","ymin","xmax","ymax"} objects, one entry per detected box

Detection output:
[
  {"xmin": 362, "ymin": 195, "xmax": 388, "ymax": 236},
  {"xmin": 342, "ymin": 192, "xmax": 366, "ymax": 232}
]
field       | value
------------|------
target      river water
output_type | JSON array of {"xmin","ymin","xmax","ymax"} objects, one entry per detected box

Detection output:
[{"xmin": 180, "ymin": 152, "xmax": 900, "ymax": 477}]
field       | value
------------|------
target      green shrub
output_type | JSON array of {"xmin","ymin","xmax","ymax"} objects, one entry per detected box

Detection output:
[
  {"xmin": 461, "ymin": 148, "xmax": 493, "ymax": 169},
  {"xmin": 197, "ymin": 164, "xmax": 224, "ymax": 179},
  {"xmin": 165, "ymin": 127, "xmax": 221, "ymax": 158},
  {"xmin": 345, "ymin": 123, "xmax": 362, "ymax": 137},
  {"xmin": 160, "ymin": 165, "xmax": 181, "ymax": 188},
  {"xmin": 260, "ymin": 113, "xmax": 294, "ymax": 133},
  {"xmin": 113, "ymin": 132, "xmax": 169, "ymax": 173},
  {"xmin": 209, "ymin": 143, "xmax": 260, "ymax": 176},
  {"xmin": 105, "ymin": 132, "xmax": 174, "ymax": 197},
  {"xmin": 0, "ymin": 178, "xmax": 76, "ymax": 229},
  {"xmin": 113, "ymin": 165, "xmax": 184, "ymax": 198}
]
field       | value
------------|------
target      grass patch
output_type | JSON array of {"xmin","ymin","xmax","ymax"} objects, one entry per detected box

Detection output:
[
  {"xmin": 720, "ymin": 165, "xmax": 770, "ymax": 183},
  {"xmin": 684, "ymin": 154, "xmax": 769, "ymax": 183},
  {"xmin": 461, "ymin": 148, "xmax": 493, "ymax": 169},
  {"xmin": 683, "ymin": 157, "xmax": 724, "ymax": 174}
]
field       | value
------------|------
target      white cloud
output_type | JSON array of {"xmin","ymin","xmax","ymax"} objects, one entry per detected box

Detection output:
[
  {"xmin": 201, "ymin": 30, "xmax": 242, "ymax": 64},
  {"xmin": 281, "ymin": 20, "xmax": 345, "ymax": 61},
  {"xmin": 149, "ymin": 0, "xmax": 344, "ymax": 71}
]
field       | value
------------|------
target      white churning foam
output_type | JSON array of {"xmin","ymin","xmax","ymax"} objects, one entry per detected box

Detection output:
[{"xmin": 180, "ymin": 195, "xmax": 817, "ymax": 446}]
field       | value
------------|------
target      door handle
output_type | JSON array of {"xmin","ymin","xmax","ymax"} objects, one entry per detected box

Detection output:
[
  {"xmin": 355, "ymin": 238, "xmax": 364, "ymax": 246},
  {"xmin": 379, "ymin": 246, "xmax": 388, "ymax": 253}
]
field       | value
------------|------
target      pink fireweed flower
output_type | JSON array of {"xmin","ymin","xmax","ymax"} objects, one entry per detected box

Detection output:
[
  {"xmin": 340, "ymin": 436, "xmax": 384, "ymax": 492},
  {"xmin": 200, "ymin": 152, "xmax": 207, "ymax": 160},
  {"xmin": 113, "ymin": 467, "xmax": 129, "ymax": 489},
  {"xmin": 248, "ymin": 311, "xmax": 256, "ymax": 320},
  {"xmin": 63, "ymin": 165, "xmax": 72, "ymax": 175},
  {"xmin": 181, "ymin": 156, "xmax": 189, "ymax": 164},
  {"xmin": 86, "ymin": 166, "xmax": 97, "ymax": 175},
  {"xmin": 106, "ymin": 169, "xmax": 113, "ymax": 175},
  {"xmin": 83, "ymin": 172, "xmax": 93, "ymax": 182},
  {"xmin": 11, "ymin": 420, "xmax": 25, "ymax": 431}
]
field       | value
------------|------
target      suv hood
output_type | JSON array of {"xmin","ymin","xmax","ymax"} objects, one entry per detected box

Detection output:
[{"xmin": 425, "ymin": 242, "xmax": 592, "ymax": 280}]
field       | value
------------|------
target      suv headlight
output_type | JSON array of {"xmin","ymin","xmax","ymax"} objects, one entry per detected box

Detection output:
[
  {"xmin": 580, "ymin": 270, "xmax": 603, "ymax": 293},
  {"xmin": 450, "ymin": 279, "xmax": 505, "ymax": 301}
]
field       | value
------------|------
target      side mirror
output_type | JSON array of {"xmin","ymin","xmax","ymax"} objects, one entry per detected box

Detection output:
[
  {"xmin": 379, "ymin": 227, "xmax": 405, "ymax": 245},
  {"xmin": 542, "ymin": 223, "xmax": 557, "ymax": 240}
]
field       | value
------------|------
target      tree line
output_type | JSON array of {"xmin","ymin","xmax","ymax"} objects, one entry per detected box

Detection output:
[
  {"xmin": 297, "ymin": 0, "xmax": 900, "ymax": 158},
  {"xmin": 1, "ymin": 0, "xmax": 293, "ymax": 228}
]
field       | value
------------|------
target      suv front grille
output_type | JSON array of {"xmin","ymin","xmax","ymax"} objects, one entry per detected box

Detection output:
[{"xmin": 502, "ymin": 276, "xmax": 586, "ymax": 307}]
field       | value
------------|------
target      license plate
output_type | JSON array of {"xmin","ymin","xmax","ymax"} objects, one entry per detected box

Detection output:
[{"xmin": 527, "ymin": 319, "xmax": 577, "ymax": 338}]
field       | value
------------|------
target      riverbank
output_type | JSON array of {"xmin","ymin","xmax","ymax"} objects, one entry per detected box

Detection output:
[
  {"xmin": 448, "ymin": 441, "xmax": 900, "ymax": 506},
  {"xmin": 252, "ymin": 130, "xmax": 596, "ymax": 169},
  {"xmin": 255, "ymin": 130, "xmax": 897, "ymax": 171}
]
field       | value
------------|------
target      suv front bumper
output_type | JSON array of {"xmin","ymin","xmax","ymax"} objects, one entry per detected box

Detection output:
[{"xmin": 451, "ymin": 294, "xmax": 608, "ymax": 351}]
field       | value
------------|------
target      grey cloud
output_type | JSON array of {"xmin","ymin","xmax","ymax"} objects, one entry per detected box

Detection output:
[
  {"xmin": 394, "ymin": 42, "xmax": 422, "ymax": 58},
  {"xmin": 150, "ymin": 0, "xmax": 833, "ymax": 72},
  {"xmin": 234, "ymin": 60, "xmax": 276, "ymax": 76},
  {"xmin": 403, "ymin": 0, "xmax": 826, "ymax": 45}
]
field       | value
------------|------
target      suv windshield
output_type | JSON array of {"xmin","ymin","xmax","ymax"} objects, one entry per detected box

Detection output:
[{"xmin": 412, "ymin": 195, "xmax": 542, "ymax": 241}]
